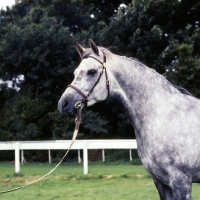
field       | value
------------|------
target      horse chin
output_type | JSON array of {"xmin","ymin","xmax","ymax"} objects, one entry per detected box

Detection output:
[
  {"xmin": 58, "ymin": 101, "xmax": 77, "ymax": 117},
  {"xmin": 61, "ymin": 108, "xmax": 77, "ymax": 117}
]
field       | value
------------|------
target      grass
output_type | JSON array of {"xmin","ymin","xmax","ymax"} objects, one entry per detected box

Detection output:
[{"xmin": 0, "ymin": 162, "xmax": 199, "ymax": 200}]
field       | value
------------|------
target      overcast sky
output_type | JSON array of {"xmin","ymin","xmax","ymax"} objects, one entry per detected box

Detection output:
[{"xmin": 0, "ymin": 0, "xmax": 15, "ymax": 9}]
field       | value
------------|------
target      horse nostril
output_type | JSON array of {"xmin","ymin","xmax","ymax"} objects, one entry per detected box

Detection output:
[{"xmin": 63, "ymin": 100, "xmax": 69, "ymax": 110}]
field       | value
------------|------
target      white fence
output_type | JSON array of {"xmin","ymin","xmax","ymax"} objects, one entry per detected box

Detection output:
[{"xmin": 0, "ymin": 140, "xmax": 137, "ymax": 174}]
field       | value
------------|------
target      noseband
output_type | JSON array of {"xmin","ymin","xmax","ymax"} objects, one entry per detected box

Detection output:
[{"xmin": 68, "ymin": 53, "xmax": 110, "ymax": 107}]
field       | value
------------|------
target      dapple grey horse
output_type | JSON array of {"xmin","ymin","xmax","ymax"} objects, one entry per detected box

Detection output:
[{"xmin": 58, "ymin": 40, "xmax": 200, "ymax": 200}]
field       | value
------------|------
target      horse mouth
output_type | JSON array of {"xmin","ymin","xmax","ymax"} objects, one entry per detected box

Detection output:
[
  {"xmin": 61, "ymin": 107, "xmax": 77, "ymax": 117},
  {"xmin": 58, "ymin": 99, "xmax": 78, "ymax": 117}
]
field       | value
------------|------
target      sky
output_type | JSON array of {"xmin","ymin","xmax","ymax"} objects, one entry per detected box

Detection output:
[{"xmin": 0, "ymin": 0, "xmax": 15, "ymax": 9}]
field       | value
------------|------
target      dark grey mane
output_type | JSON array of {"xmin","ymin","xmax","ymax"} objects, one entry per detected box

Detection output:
[
  {"xmin": 122, "ymin": 55, "xmax": 194, "ymax": 97},
  {"xmin": 172, "ymin": 85, "xmax": 193, "ymax": 96}
]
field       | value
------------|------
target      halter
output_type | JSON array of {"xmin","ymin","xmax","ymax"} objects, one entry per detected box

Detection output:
[{"xmin": 68, "ymin": 53, "xmax": 110, "ymax": 107}]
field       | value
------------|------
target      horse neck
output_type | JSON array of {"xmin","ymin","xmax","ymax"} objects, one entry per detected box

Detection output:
[{"xmin": 109, "ymin": 55, "xmax": 174, "ymax": 127}]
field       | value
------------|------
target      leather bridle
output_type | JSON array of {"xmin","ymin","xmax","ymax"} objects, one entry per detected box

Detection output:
[{"xmin": 68, "ymin": 53, "xmax": 110, "ymax": 107}]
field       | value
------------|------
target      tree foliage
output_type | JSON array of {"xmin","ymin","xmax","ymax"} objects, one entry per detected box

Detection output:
[{"xmin": 0, "ymin": 0, "xmax": 199, "ymax": 142}]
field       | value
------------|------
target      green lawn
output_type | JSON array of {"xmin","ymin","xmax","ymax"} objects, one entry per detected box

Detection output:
[{"xmin": 0, "ymin": 162, "xmax": 199, "ymax": 200}]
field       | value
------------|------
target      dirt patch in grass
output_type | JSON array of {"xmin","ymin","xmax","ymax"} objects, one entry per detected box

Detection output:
[
  {"xmin": 136, "ymin": 174, "xmax": 145, "ymax": 178},
  {"xmin": 105, "ymin": 174, "xmax": 113, "ymax": 179}
]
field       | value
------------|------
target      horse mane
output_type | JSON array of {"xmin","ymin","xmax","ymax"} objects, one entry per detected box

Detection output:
[
  {"xmin": 172, "ymin": 85, "xmax": 193, "ymax": 96},
  {"xmin": 121, "ymin": 54, "xmax": 194, "ymax": 97}
]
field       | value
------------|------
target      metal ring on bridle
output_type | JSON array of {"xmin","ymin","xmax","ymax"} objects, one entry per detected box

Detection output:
[{"xmin": 75, "ymin": 101, "xmax": 85, "ymax": 109}]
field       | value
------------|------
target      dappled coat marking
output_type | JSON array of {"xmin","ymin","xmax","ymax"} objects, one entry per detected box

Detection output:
[{"xmin": 58, "ymin": 40, "xmax": 200, "ymax": 200}]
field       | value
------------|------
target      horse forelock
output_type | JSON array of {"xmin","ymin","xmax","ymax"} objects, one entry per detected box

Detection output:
[
  {"xmin": 81, "ymin": 47, "xmax": 114, "ymax": 60},
  {"xmin": 81, "ymin": 49, "xmax": 93, "ymax": 60}
]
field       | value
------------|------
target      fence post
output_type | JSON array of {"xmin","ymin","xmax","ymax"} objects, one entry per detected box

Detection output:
[
  {"xmin": 83, "ymin": 141, "xmax": 88, "ymax": 175},
  {"xmin": 15, "ymin": 142, "xmax": 20, "ymax": 174},
  {"xmin": 78, "ymin": 150, "xmax": 82, "ymax": 163},
  {"xmin": 102, "ymin": 149, "xmax": 105, "ymax": 162},
  {"xmin": 129, "ymin": 149, "xmax": 133, "ymax": 161},
  {"xmin": 21, "ymin": 150, "xmax": 26, "ymax": 164},
  {"xmin": 48, "ymin": 150, "xmax": 52, "ymax": 164}
]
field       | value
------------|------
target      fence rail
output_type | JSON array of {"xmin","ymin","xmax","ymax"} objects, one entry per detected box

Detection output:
[{"xmin": 0, "ymin": 140, "xmax": 137, "ymax": 174}]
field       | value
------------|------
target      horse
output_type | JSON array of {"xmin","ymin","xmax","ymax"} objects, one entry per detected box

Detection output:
[{"xmin": 58, "ymin": 39, "xmax": 200, "ymax": 200}]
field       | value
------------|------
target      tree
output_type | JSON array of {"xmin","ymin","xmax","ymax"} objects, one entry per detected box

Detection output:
[
  {"xmin": 163, "ymin": 27, "xmax": 200, "ymax": 97},
  {"xmin": 0, "ymin": 0, "xmax": 113, "ymax": 141},
  {"xmin": 0, "ymin": 0, "xmax": 200, "ymax": 142}
]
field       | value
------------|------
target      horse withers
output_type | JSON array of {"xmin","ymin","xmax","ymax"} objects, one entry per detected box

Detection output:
[{"xmin": 58, "ymin": 40, "xmax": 200, "ymax": 200}]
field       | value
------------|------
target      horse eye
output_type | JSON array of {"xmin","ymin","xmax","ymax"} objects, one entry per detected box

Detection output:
[{"xmin": 87, "ymin": 69, "xmax": 97, "ymax": 76}]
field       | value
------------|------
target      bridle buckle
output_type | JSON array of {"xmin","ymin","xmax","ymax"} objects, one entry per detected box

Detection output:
[{"xmin": 74, "ymin": 101, "xmax": 85, "ymax": 109}]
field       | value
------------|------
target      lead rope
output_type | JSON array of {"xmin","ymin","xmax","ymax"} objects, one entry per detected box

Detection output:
[{"xmin": 0, "ymin": 102, "xmax": 84, "ymax": 194}]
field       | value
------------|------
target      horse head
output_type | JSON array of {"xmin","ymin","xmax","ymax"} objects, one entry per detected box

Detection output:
[{"xmin": 58, "ymin": 39, "xmax": 111, "ymax": 116}]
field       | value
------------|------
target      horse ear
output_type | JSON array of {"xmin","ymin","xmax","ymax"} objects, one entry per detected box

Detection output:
[
  {"xmin": 89, "ymin": 39, "xmax": 99, "ymax": 55},
  {"xmin": 76, "ymin": 42, "xmax": 86, "ymax": 57}
]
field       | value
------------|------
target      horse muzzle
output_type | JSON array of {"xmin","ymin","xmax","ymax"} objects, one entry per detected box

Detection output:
[{"xmin": 58, "ymin": 98, "xmax": 77, "ymax": 117}]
